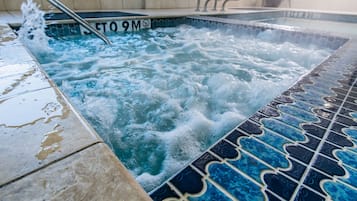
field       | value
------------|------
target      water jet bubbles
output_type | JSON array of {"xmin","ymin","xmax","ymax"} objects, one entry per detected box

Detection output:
[{"xmin": 18, "ymin": 0, "xmax": 52, "ymax": 55}]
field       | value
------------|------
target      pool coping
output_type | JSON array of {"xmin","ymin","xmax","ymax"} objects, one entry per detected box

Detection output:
[{"xmin": 1, "ymin": 8, "xmax": 357, "ymax": 201}]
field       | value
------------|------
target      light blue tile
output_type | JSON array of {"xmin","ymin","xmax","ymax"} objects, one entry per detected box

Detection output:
[
  {"xmin": 277, "ymin": 113, "xmax": 306, "ymax": 129},
  {"xmin": 278, "ymin": 105, "xmax": 318, "ymax": 122},
  {"xmin": 262, "ymin": 119, "xmax": 305, "ymax": 142},
  {"xmin": 344, "ymin": 128, "xmax": 357, "ymax": 141},
  {"xmin": 324, "ymin": 181, "xmax": 357, "ymax": 201},
  {"xmin": 257, "ymin": 129, "xmax": 291, "ymax": 153},
  {"xmin": 340, "ymin": 165, "xmax": 357, "ymax": 188},
  {"xmin": 336, "ymin": 149, "xmax": 357, "ymax": 169},
  {"xmin": 229, "ymin": 151, "xmax": 271, "ymax": 183},
  {"xmin": 239, "ymin": 137, "xmax": 289, "ymax": 168}
]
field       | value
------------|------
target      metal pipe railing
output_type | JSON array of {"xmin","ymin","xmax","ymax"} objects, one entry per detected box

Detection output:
[
  {"xmin": 203, "ymin": 0, "xmax": 211, "ymax": 12},
  {"xmin": 47, "ymin": 0, "xmax": 112, "ymax": 45},
  {"xmin": 195, "ymin": 0, "xmax": 201, "ymax": 11},
  {"xmin": 221, "ymin": 0, "xmax": 231, "ymax": 11}
]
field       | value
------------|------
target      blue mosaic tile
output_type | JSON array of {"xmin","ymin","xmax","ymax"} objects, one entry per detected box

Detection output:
[
  {"xmin": 302, "ymin": 134, "xmax": 320, "ymax": 150},
  {"xmin": 328, "ymin": 131, "xmax": 354, "ymax": 147},
  {"xmin": 150, "ymin": 184, "xmax": 179, "ymax": 201},
  {"xmin": 302, "ymin": 124, "xmax": 326, "ymax": 138},
  {"xmin": 340, "ymin": 165, "xmax": 357, "ymax": 188},
  {"xmin": 324, "ymin": 181, "xmax": 357, "ymax": 201},
  {"xmin": 188, "ymin": 181, "xmax": 232, "ymax": 201},
  {"xmin": 265, "ymin": 191, "xmax": 281, "ymax": 201},
  {"xmin": 294, "ymin": 187, "xmax": 325, "ymax": 201},
  {"xmin": 286, "ymin": 145, "xmax": 314, "ymax": 164},
  {"xmin": 228, "ymin": 151, "xmax": 271, "ymax": 183},
  {"xmin": 225, "ymin": 129, "xmax": 247, "ymax": 145},
  {"xmin": 262, "ymin": 119, "xmax": 305, "ymax": 142},
  {"xmin": 344, "ymin": 128, "xmax": 357, "ymax": 141},
  {"xmin": 249, "ymin": 112, "xmax": 268, "ymax": 123},
  {"xmin": 209, "ymin": 163, "xmax": 265, "ymax": 201},
  {"xmin": 258, "ymin": 129, "xmax": 291, "ymax": 153},
  {"xmin": 210, "ymin": 140, "xmax": 239, "ymax": 159},
  {"xmin": 335, "ymin": 149, "xmax": 357, "ymax": 169},
  {"xmin": 264, "ymin": 173, "xmax": 297, "ymax": 200},
  {"xmin": 336, "ymin": 115, "xmax": 357, "ymax": 127},
  {"xmin": 331, "ymin": 122, "xmax": 349, "ymax": 135},
  {"xmin": 303, "ymin": 169, "xmax": 331, "ymax": 195},
  {"xmin": 313, "ymin": 155, "xmax": 346, "ymax": 176},
  {"xmin": 238, "ymin": 120, "xmax": 262, "ymax": 135},
  {"xmin": 239, "ymin": 137, "xmax": 289, "ymax": 168},
  {"xmin": 278, "ymin": 105, "xmax": 318, "ymax": 122},
  {"xmin": 320, "ymin": 142, "xmax": 341, "ymax": 159},
  {"xmin": 192, "ymin": 152, "xmax": 220, "ymax": 174},
  {"xmin": 292, "ymin": 100, "xmax": 315, "ymax": 112},
  {"xmin": 343, "ymin": 101, "xmax": 357, "ymax": 111},
  {"xmin": 258, "ymin": 106, "xmax": 280, "ymax": 117},
  {"xmin": 170, "ymin": 166, "xmax": 204, "ymax": 195},
  {"xmin": 282, "ymin": 159, "xmax": 306, "ymax": 180},
  {"xmin": 277, "ymin": 113, "xmax": 306, "ymax": 129}
]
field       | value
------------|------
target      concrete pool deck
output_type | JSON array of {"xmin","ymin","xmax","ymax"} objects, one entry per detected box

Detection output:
[{"xmin": 1, "ymin": 7, "xmax": 357, "ymax": 201}]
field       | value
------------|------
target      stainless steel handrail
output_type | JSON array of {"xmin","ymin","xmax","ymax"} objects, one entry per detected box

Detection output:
[
  {"xmin": 221, "ymin": 0, "xmax": 231, "ymax": 11},
  {"xmin": 47, "ymin": 0, "xmax": 112, "ymax": 45}
]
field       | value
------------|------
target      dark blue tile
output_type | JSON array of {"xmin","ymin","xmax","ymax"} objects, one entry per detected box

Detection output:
[
  {"xmin": 332, "ymin": 87, "xmax": 348, "ymax": 96},
  {"xmin": 320, "ymin": 142, "xmax": 340, "ymax": 159},
  {"xmin": 264, "ymin": 173, "xmax": 297, "ymax": 200},
  {"xmin": 238, "ymin": 120, "xmax": 262, "ymax": 135},
  {"xmin": 335, "ymin": 115, "xmax": 357, "ymax": 126},
  {"xmin": 286, "ymin": 145, "xmax": 313, "ymax": 164},
  {"xmin": 275, "ymin": 95, "xmax": 294, "ymax": 104},
  {"xmin": 150, "ymin": 184, "xmax": 180, "ymax": 201},
  {"xmin": 225, "ymin": 129, "xmax": 247, "ymax": 145},
  {"xmin": 294, "ymin": 187, "xmax": 325, "ymax": 201},
  {"xmin": 282, "ymin": 159, "xmax": 307, "ymax": 180},
  {"xmin": 193, "ymin": 152, "xmax": 220, "ymax": 174},
  {"xmin": 188, "ymin": 181, "xmax": 233, "ymax": 201},
  {"xmin": 265, "ymin": 190, "xmax": 281, "ymax": 201},
  {"xmin": 268, "ymin": 101, "xmax": 282, "ymax": 110},
  {"xmin": 211, "ymin": 140, "xmax": 239, "ymax": 159},
  {"xmin": 313, "ymin": 155, "xmax": 345, "ymax": 177},
  {"xmin": 303, "ymin": 169, "xmax": 330, "ymax": 195},
  {"xmin": 314, "ymin": 117, "xmax": 331, "ymax": 128},
  {"xmin": 170, "ymin": 166, "xmax": 204, "ymax": 195},
  {"xmin": 258, "ymin": 106, "xmax": 280, "ymax": 117},
  {"xmin": 343, "ymin": 101, "xmax": 357, "ymax": 111},
  {"xmin": 331, "ymin": 122, "xmax": 347, "ymax": 135},
  {"xmin": 302, "ymin": 134, "xmax": 320, "ymax": 150},
  {"xmin": 250, "ymin": 112, "xmax": 268, "ymax": 123},
  {"xmin": 327, "ymin": 131, "xmax": 353, "ymax": 147},
  {"xmin": 209, "ymin": 163, "xmax": 265, "ymax": 201},
  {"xmin": 302, "ymin": 124, "xmax": 326, "ymax": 138},
  {"xmin": 324, "ymin": 97, "xmax": 343, "ymax": 106}
]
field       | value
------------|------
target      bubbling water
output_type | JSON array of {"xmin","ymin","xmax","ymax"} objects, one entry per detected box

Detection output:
[
  {"xmin": 31, "ymin": 25, "xmax": 333, "ymax": 192},
  {"xmin": 18, "ymin": 0, "xmax": 52, "ymax": 54}
]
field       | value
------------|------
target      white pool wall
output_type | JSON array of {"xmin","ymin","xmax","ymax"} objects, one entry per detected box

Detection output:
[{"xmin": 278, "ymin": 0, "xmax": 357, "ymax": 13}]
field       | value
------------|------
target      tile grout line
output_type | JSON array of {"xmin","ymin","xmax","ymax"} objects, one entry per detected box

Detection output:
[{"xmin": 289, "ymin": 76, "xmax": 357, "ymax": 201}]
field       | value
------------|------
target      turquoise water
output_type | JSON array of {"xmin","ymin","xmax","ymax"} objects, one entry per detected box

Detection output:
[{"xmin": 32, "ymin": 25, "xmax": 332, "ymax": 191}]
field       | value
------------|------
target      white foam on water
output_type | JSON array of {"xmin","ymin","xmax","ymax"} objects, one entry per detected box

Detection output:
[
  {"xmin": 31, "ymin": 25, "xmax": 333, "ymax": 192},
  {"xmin": 18, "ymin": 0, "xmax": 52, "ymax": 54}
]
